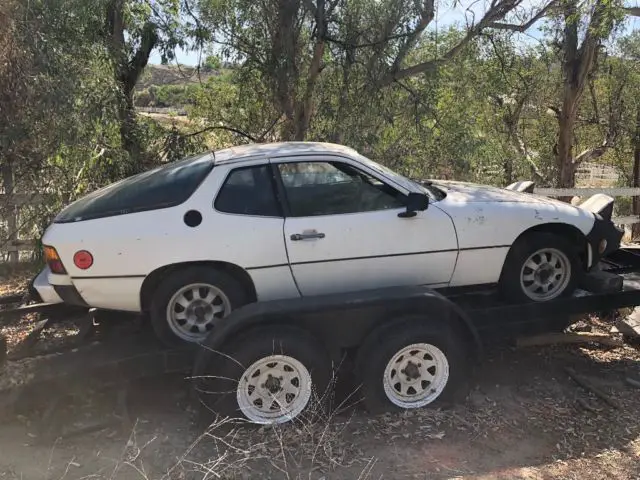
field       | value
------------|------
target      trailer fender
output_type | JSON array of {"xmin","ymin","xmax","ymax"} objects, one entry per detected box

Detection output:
[{"xmin": 196, "ymin": 287, "xmax": 483, "ymax": 362}]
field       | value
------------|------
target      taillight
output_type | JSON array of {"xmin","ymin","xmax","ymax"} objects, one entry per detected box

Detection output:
[
  {"xmin": 73, "ymin": 250, "xmax": 93, "ymax": 269},
  {"xmin": 43, "ymin": 245, "xmax": 67, "ymax": 274}
]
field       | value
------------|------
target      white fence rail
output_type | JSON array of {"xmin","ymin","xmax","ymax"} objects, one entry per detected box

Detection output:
[
  {"xmin": 535, "ymin": 188, "xmax": 640, "ymax": 197},
  {"xmin": 534, "ymin": 187, "xmax": 640, "ymax": 226}
]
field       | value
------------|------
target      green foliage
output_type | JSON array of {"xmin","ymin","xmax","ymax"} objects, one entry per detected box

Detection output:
[
  {"xmin": 202, "ymin": 54, "xmax": 221, "ymax": 72},
  {"xmin": 3, "ymin": 0, "xmax": 640, "ymax": 255}
]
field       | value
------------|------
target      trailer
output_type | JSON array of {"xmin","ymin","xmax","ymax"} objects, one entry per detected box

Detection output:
[
  {"xmin": 191, "ymin": 247, "xmax": 640, "ymax": 424},
  {"xmin": 2, "ymin": 247, "xmax": 640, "ymax": 431}
]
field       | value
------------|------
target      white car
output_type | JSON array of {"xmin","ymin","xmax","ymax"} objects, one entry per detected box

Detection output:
[{"xmin": 33, "ymin": 142, "xmax": 623, "ymax": 345}]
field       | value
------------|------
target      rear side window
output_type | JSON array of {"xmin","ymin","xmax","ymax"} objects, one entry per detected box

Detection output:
[
  {"xmin": 215, "ymin": 165, "xmax": 281, "ymax": 217},
  {"xmin": 55, "ymin": 153, "xmax": 214, "ymax": 223}
]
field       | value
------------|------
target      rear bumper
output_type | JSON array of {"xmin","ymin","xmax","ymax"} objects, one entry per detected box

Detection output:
[
  {"xmin": 32, "ymin": 267, "xmax": 89, "ymax": 307},
  {"xmin": 32, "ymin": 267, "xmax": 143, "ymax": 311},
  {"xmin": 32, "ymin": 267, "xmax": 63, "ymax": 304}
]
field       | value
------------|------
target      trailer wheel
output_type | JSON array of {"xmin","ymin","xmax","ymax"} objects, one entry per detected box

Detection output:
[
  {"xmin": 356, "ymin": 321, "xmax": 468, "ymax": 413},
  {"xmin": 193, "ymin": 327, "xmax": 332, "ymax": 425}
]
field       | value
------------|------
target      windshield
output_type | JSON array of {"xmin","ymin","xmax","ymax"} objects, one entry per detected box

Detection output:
[
  {"xmin": 354, "ymin": 152, "xmax": 445, "ymax": 201},
  {"xmin": 54, "ymin": 152, "xmax": 214, "ymax": 223}
]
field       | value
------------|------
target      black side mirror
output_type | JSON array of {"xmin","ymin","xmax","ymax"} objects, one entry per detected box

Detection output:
[{"xmin": 398, "ymin": 192, "xmax": 429, "ymax": 218}]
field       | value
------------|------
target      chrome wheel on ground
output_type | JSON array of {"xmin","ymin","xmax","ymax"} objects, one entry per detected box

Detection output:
[
  {"xmin": 383, "ymin": 343, "xmax": 450, "ymax": 409},
  {"xmin": 519, "ymin": 248, "xmax": 571, "ymax": 301},
  {"xmin": 166, "ymin": 283, "xmax": 231, "ymax": 342},
  {"xmin": 237, "ymin": 354, "xmax": 313, "ymax": 424}
]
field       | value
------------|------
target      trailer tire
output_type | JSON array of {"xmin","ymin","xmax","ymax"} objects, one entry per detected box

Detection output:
[
  {"xmin": 193, "ymin": 326, "xmax": 332, "ymax": 424},
  {"xmin": 356, "ymin": 320, "xmax": 468, "ymax": 414}
]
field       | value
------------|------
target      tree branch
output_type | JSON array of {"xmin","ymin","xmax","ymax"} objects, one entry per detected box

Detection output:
[
  {"xmin": 488, "ymin": 0, "xmax": 558, "ymax": 32},
  {"xmin": 184, "ymin": 125, "xmax": 257, "ymax": 142},
  {"xmin": 257, "ymin": 116, "xmax": 283, "ymax": 142},
  {"xmin": 302, "ymin": 0, "xmax": 317, "ymax": 18},
  {"xmin": 574, "ymin": 76, "xmax": 625, "ymax": 165},
  {"xmin": 323, "ymin": 32, "xmax": 413, "ymax": 49},
  {"xmin": 123, "ymin": 21, "xmax": 158, "ymax": 94},
  {"xmin": 389, "ymin": 0, "xmax": 435, "ymax": 73},
  {"xmin": 380, "ymin": 0, "xmax": 524, "ymax": 86},
  {"xmin": 588, "ymin": 79, "xmax": 600, "ymax": 126},
  {"xmin": 624, "ymin": 6, "xmax": 640, "ymax": 16}
]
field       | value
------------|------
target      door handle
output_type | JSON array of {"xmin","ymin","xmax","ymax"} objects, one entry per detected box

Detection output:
[{"xmin": 290, "ymin": 231, "xmax": 326, "ymax": 241}]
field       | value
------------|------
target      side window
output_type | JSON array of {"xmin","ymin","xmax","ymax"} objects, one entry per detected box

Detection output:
[
  {"xmin": 277, "ymin": 161, "xmax": 405, "ymax": 217},
  {"xmin": 215, "ymin": 165, "xmax": 281, "ymax": 217}
]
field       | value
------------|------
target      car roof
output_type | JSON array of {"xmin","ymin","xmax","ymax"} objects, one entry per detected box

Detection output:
[{"xmin": 211, "ymin": 142, "xmax": 358, "ymax": 165}]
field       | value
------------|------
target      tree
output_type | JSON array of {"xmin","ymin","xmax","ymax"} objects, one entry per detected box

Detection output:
[
  {"xmin": 103, "ymin": 0, "xmax": 183, "ymax": 168},
  {"xmin": 202, "ymin": 54, "xmax": 221, "ymax": 71},
  {"xmin": 614, "ymin": 32, "xmax": 640, "ymax": 236},
  {"xmin": 519, "ymin": 0, "xmax": 639, "ymax": 189},
  {"xmin": 196, "ymin": 0, "xmax": 554, "ymax": 141}
]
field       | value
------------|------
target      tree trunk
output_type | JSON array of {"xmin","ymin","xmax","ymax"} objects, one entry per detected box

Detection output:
[
  {"xmin": 554, "ymin": 0, "xmax": 616, "ymax": 200},
  {"xmin": 106, "ymin": 1, "xmax": 158, "ymax": 165},
  {"xmin": 557, "ymin": 110, "xmax": 577, "ymax": 188},
  {"xmin": 271, "ymin": 0, "xmax": 300, "ymax": 141},
  {"xmin": 632, "ymin": 106, "xmax": 640, "ymax": 240}
]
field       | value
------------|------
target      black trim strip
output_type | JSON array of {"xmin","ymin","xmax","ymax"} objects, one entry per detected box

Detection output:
[
  {"xmin": 69, "ymin": 246, "xmax": 511, "ymax": 278},
  {"xmin": 71, "ymin": 275, "xmax": 146, "ymax": 280},
  {"xmin": 246, "ymin": 263, "xmax": 289, "ymax": 271},
  {"xmin": 289, "ymin": 245, "xmax": 510, "ymax": 267},
  {"xmin": 291, "ymin": 249, "xmax": 455, "ymax": 266},
  {"xmin": 460, "ymin": 244, "xmax": 510, "ymax": 252}
]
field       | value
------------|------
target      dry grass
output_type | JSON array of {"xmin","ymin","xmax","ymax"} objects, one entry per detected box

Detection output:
[{"xmin": 0, "ymin": 268, "xmax": 639, "ymax": 479}]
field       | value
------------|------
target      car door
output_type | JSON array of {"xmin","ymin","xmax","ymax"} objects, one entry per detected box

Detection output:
[
  {"xmin": 275, "ymin": 157, "xmax": 459, "ymax": 297},
  {"xmin": 211, "ymin": 162, "xmax": 299, "ymax": 301}
]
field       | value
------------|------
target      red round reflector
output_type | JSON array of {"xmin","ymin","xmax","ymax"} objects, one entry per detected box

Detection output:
[{"xmin": 73, "ymin": 250, "xmax": 93, "ymax": 270}]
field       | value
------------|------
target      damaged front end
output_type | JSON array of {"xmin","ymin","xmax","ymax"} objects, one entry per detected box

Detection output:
[
  {"xmin": 505, "ymin": 182, "xmax": 624, "ymax": 267},
  {"xmin": 580, "ymin": 194, "xmax": 624, "ymax": 267}
]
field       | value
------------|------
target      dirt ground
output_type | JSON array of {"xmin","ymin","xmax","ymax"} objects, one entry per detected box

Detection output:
[{"xmin": 1, "ymin": 273, "xmax": 640, "ymax": 479}]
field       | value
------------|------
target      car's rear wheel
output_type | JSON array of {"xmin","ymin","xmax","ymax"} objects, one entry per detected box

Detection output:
[
  {"xmin": 500, "ymin": 232, "xmax": 582, "ymax": 303},
  {"xmin": 149, "ymin": 267, "xmax": 250, "ymax": 346}
]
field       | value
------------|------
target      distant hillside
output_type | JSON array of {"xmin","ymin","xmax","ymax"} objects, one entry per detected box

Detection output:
[
  {"xmin": 135, "ymin": 64, "xmax": 231, "ymax": 109},
  {"xmin": 136, "ymin": 64, "xmax": 216, "ymax": 90}
]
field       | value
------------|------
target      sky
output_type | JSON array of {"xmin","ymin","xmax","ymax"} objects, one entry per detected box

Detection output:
[{"xmin": 149, "ymin": 1, "xmax": 640, "ymax": 67}]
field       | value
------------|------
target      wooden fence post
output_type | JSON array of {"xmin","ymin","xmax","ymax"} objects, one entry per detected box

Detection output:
[{"xmin": 1, "ymin": 161, "xmax": 18, "ymax": 263}]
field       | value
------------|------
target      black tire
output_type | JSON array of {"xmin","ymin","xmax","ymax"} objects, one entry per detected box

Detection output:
[
  {"xmin": 193, "ymin": 326, "xmax": 332, "ymax": 424},
  {"xmin": 356, "ymin": 320, "xmax": 469, "ymax": 414},
  {"xmin": 499, "ymin": 232, "xmax": 582, "ymax": 304},
  {"xmin": 149, "ymin": 266, "xmax": 250, "ymax": 347}
]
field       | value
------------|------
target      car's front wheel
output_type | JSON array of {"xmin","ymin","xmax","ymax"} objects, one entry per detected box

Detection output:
[
  {"xmin": 500, "ymin": 232, "xmax": 582, "ymax": 303},
  {"xmin": 149, "ymin": 267, "xmax": 251, "ymax": 346}
]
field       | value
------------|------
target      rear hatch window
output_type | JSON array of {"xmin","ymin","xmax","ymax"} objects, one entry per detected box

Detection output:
[{"xmin": 54, "ymin": 152, "xmax": 214, "ymax": 223}]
